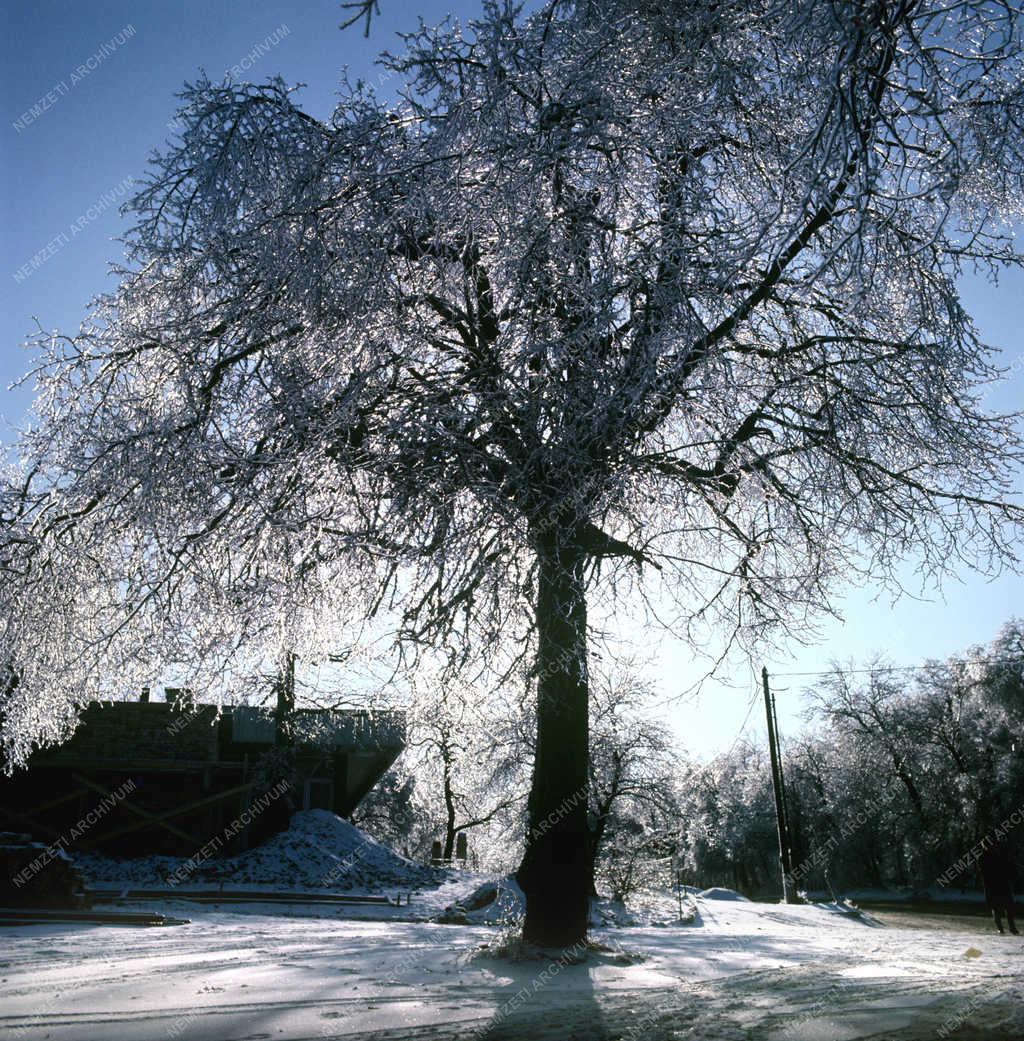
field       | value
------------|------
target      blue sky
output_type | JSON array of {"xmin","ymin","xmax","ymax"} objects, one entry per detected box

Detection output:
[{"xmin": 2, "ymin": 1, "xmax": 1021, "ymax": 756}]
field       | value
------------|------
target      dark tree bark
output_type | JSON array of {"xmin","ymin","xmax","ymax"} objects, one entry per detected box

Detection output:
[
  {"xmin": 587, "ymin": 816, "xmax": 606, "ymax": 899},
  {"xmin": 274, "ymin": 651, "xmax": 295, "ymax": 749},
  {"xmin": 517, "ymin": 534, "xmax": 590, "ymax": 947},
  {"xmin": 442, "ymin": 747, "xmax": 457, "ymax": 861},
  {"xmin": 587, "ymin": 780, "xmax": 618, "ymax": 899}
]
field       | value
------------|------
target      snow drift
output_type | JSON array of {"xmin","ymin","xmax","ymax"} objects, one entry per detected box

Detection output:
[{"xmin": 697, "ymin": 887, "xmax": 751, "ymax": 901}]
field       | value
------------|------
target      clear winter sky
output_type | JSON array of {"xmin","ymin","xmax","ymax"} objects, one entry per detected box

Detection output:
[{"xmin": 2, "ymin": 1, "xmax": 1021, "ymax": 757}]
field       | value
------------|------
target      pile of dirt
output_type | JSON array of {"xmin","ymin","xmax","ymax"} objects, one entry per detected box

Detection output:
[
  {"xmin": 213, "ymin": 810, "xmax": 440, "ymax": 889},
  {"xmin": 75, "ymin": 810, "xmax": 441, "ymax": 891}
]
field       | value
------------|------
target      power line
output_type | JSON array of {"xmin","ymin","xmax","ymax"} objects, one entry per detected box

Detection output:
[
  {"xmin": 724, "ymin": 688, "xmax": 761, "ymax": 755},
  {"xmin": 676, "ymin": 654, "xmax": 1020, "ymax": 756},
  {"xmin": 716, "ymin": 659, "xmax": 769, "ymax": 755},
  {"xmin": 769, "ymin": 655, "xmax": 1022, "ymax": 680}
]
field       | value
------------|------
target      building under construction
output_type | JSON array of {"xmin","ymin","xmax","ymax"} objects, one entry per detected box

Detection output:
[{"xmin": 0, "ymin": 694, "xmax": 404, "ymax": 858}]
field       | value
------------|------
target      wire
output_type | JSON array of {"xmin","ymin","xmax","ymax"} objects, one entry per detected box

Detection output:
[
  {"xmin": 767, "ymin": 655, "xmax": 1022, "ymax": 680},
  {"xmin": 723, "ymin": 661, "xmax": 763, "ymax": 755}
]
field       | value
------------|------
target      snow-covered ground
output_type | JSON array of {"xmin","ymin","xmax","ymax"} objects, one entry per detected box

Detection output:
[
  {"xmin": 2, "ymin": 889, "xmax": 1021, "ymax": 1040},
  {"xmin": 3, "ymin": 814, "xmax": 1018, "ymax": 1038}
]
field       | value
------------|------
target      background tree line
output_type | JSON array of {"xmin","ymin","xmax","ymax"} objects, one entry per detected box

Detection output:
[{"xmin": 358, "ymin": 619, "xmax": 1023, "ymax": 902}]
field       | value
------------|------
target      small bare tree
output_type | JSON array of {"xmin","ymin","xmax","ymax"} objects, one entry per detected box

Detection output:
[
  {"xmin": 405, "ymin": 672, "xmax": 527, "ymax": 864},
  {"xmin": 587, "ymin": 665, "xmax": 678, "ymax": 898},
  {"xmin": 3, "ymin": 1, "xmax": 1024, "ymax": 945}
]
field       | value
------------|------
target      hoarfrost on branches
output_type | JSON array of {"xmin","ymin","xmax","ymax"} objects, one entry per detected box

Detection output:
[{"xmin": 3, "ymin": 0, "xmax": 1024, "ymax": 942}]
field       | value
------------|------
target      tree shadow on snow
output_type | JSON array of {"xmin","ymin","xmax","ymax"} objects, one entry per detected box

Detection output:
[{"xmin": 466, "ymin": 947, "xmax": 613, "ymax": 1041}]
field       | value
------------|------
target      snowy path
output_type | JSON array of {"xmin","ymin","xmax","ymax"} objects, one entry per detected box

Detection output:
[{"xmin": 1, "ymin": 897, "xmax": 1021, "ymax": 1040}]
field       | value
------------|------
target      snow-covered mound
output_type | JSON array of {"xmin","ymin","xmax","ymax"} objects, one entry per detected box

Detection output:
[
  {"xmin": 219, "ymin": 810, "xmax": 439, "ymax": 889},
  {"xmin": 439, "ymin": 877, "xmax": 696, "ymax": 928},
  {"xmin": 75, "ymin": 810, "xmax": 440, "ymax": 891},
  {"xmin": 697, "ymin": 887, "xmax": 751, "ymax": 902},
  {"xmin": 440, "ymin": 877, "xmax": 527, "ymax": 925},
  {"xmin": 74, "ymin": 852, "xmax": 187, "ymax": 887}
]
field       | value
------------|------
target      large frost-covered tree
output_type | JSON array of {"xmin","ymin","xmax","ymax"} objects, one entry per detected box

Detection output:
[{"xmin": 3, "ymin": 0, "xmax": 1024, "ymax": 944}]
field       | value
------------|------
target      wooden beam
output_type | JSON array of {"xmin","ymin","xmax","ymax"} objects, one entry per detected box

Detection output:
[
  {"xmin": 22, "ymin": 787, "xmax": 92, "ymax": 817},
  {"xmin": 32, "ymin": 756, "xmax": 245, "ymax": 774},
  {"xmin": 70, "ymin": 772, "xmax": 203, "ymax": 848},
  {"xmin": 90, "ymin": 782, "xmax": 255, "ymax": 846}
]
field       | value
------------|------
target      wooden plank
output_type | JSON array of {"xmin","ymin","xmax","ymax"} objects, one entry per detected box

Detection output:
[
  {"xmin": 0, "ymin": 908, "xmax": 190, "ymax": 927},
  {"xmin": 70, "ymin": 773, "xmax": 203, "ymax": 848},
  {"xmin": 32, "ymin": 757, "xmax": 245, "ymax": 774},
  {"xmin": 94, "ymin": 782, "xmax": 255, "ymax": 845},
  {"xmin": 22, "ymin": 787, "xmax": 92, "ymax": 817},
  {"xmin": 92, "ymin": 890, "xmax": 394, "ymax": 905}
]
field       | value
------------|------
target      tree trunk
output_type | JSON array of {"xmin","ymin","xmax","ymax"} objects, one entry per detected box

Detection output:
[
  {"xmin": 587, "ymin": 792, "xmax": 615, "ymax": 898},
  {"xmin": 517, "ymin": 537, "xmax": 590, "ymax": 947},
  {"xmin": 586, "ymin": 819, "xmax": 603, "ymax": 899},
  {"xmin": 442, "ymin": 751, "xmax": 457, "ymax": 861},
  {"xmin": 274, "ymin": 651, "xmax": 295, "ymax": 748}
]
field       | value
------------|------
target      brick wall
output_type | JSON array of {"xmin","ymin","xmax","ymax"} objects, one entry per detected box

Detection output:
[{"xmin": 41, "ymin": 702, "xmax": 219, "ymax": 763}]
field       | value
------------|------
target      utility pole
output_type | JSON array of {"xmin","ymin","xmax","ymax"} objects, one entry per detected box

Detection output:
[
  {"xmin": 762, "ymin": 666, "xmax": 797, "ymax": 903},
  {"xmin": 770, "ymin": 669, "xmax": 793, "ymax": 869}
]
